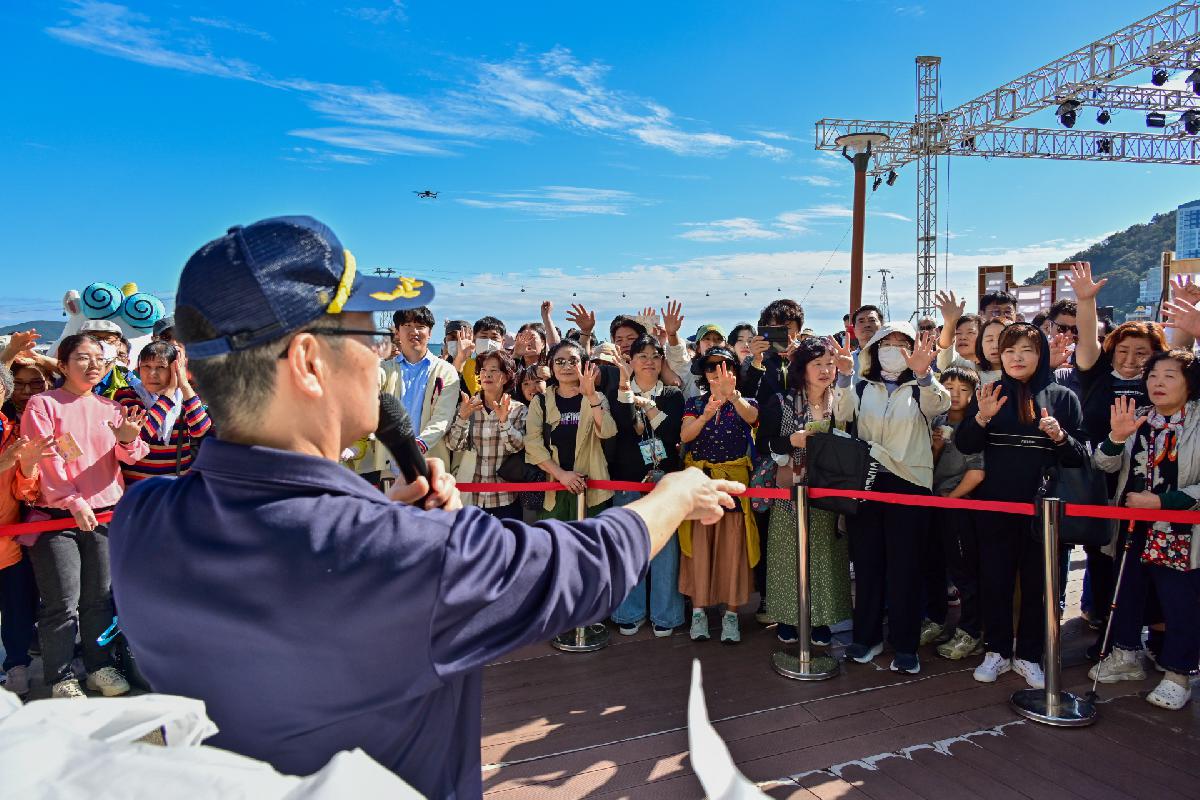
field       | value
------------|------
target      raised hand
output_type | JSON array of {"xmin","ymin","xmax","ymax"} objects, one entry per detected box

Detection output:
[
  {"xmin": 901, "ymin": 331, "xmax": 937, "ymax": 377},
  {"xmin": 1108, "ymin": 395, "xmax": 1148, "ymax": 443},
  {"xmin": 457, "ymin": 391, "xmax": 484, "ymax": 419},
  {"xmin": 540, "ymin": 300, "xmax": 554, "ymax": 318},
  {"xmin": 565, "ymin": 304, "xmax": 596, "ymax": 335},
  {"xmin": 616, "ymin": 354, "xmax": 632, "ymax": 387},
  {"xmin": 1172, "ymin": 274, "xmax": 1200, "ymax": 305},
  {"xmin": 455, "ymin": 328, "xmax": 475, "ymax": 359},
  {"xmin": 826, "ymin": 335, "xmax": 854, "ymax": 375},
  {"xmin": 492, "ymin": 392, "xmax": 512, "ymax": 423},
  {"xmin": 1, "ymin": 329, "xmax": 40, "ymax": 364},
  {"xmin": 1049, "ymin": 332, "xmax": 1074, "ymax": 370},
  {"xmin": 638, "ymin": 307, "xmax": 661, "ymax": 330},
  {"xmin": 1038, "ymin": 408, "xmax": 1066, "ymax": 443},
  {"xmin": 661, "ymin": 300, "xmax": 684, "ymax": 338},
  {"xmin": 109, "ymin": 405, "xmax": 148, "ymax": 444},
  {"xmin": 935, "ymin": 290, "xmax": 965, "ymax": 324},
  {"xmin": 1066, "ymin": 261, "xmax": 1106, "ymax": 300},
  {"xmin": 749, "ymin": 335, "xmax": 771, "ymax": 366},
  {"xmin": 1162, "ymin": 296, "xmax": 1200, "ymax": 339},
  {"xmin": 975, "ymin": 382, "xmax": 1008, "ymax": 420},
  {"xmin": 580, "ymin": 362, "xmax": 601, "ymax": 399}
]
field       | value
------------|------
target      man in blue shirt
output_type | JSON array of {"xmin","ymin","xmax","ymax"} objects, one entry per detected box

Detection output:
[{"xmin": 108, "ymin": 216, "xmax": 742, "ymax": 799}]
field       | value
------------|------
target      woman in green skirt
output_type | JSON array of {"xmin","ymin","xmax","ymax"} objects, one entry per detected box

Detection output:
[
  {"xmin": 761, "ymin": 337, "xmax": 852, "ymax": 645},
  {"xmin": 524, "ymin": 340, "xmax": 616, "ymax": 518}
]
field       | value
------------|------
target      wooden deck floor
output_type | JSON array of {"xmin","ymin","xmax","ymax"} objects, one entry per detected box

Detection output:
[{"xmin": 481, "ymin": 556, "xmax": 1200, "ymax": 799}]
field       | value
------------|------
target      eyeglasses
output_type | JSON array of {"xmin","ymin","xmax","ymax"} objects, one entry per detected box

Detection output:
[
  {"xmin": 1055, "ymin": 324, "xmax": 1079, "ymax": 335},
  {"xmin": 552, "ymin": 357, "xmax": 582, "ymax": 368},
  {"xmin": 69, "ymin": 354, "xmax": 109, "ymax": 366},
  {"xmin": 14, "ymin": 381, "xmax": 46, "ymax": 391},
  {"xmin": 278, "ymin": 328, "xmax": 394, "ymax": 358}
]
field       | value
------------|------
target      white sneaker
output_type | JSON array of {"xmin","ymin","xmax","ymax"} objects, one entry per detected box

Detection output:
[
  {"xmin": 1088, "ymin": 647, "xmax": 1146, "ymax": 684},
  {"xmin": 1013, "ymin": 658, "xmax": 1045, "ymax": 689},
  {"xmin": 2, "ymin": 665, "xmax": 29, "ymax": 696},
  {"xmin": 973, "ymin": 652, "xmax": 1012, "ymax": 683},
  {"xmin": 86, "ymin": 666, "xmax": 131, "ymax": 697},
  {"xmin": 51, "ymin": 678, "xmax": 87, "ymax": 699}
]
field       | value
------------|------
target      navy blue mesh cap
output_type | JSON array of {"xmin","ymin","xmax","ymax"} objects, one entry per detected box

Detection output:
[{"xmin": 176, "ymin": 216, "xmax": 435, "ymax": 360}]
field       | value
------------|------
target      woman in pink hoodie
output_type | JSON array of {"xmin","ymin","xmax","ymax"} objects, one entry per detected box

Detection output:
[{"xmin": 20, "ymin": 333, "xmax": 149, "ymax": 699}]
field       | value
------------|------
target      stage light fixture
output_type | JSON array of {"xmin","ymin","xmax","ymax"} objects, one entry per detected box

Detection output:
[
  {"xmin": 886, "ymin": 170, "xmax": 898, "ymax": 186},
  {"xmin": 1151, "ymin": 68, "xmax": 1169, "ymax": 86},
  {"xmin": 1184, "ymin": 111, "xmax": 1200, "ymax": 135},
  {"xmin": 1147, "ymin": 112, "xmax": 1167, "ymax": 128},
  {"xmin": 872, "ymin": 176, "xmax": 883, "ymax": 191},
  {"xmin": 1096, "ymin": 109, "xmax": 1111, "ymax": 125},
  {"xmin": 1096, "ymin": 138, "xmax": 1113, "ymax": 155},
  {"xmin": 1056, "ymin": 100, "xmax": 1079, "ymax": 128},
  {"xmin": 1187, "ymin": 69, "xmax": 1200, "ymax": 96}
]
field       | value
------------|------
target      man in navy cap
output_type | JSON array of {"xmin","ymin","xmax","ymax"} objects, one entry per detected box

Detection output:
[{"xmin": 108, "ymin": 216, "xmax": 743, "ymax": 799}]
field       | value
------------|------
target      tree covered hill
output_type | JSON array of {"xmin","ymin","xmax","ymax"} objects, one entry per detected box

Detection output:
[{"xmin": 1024, "ymin": 209, "xmax": 1177, "ymax": 317}]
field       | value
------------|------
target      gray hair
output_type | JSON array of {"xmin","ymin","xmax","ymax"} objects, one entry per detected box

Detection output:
[{"xmin": 0, "ymin": 362, "xmax": 12, "ymax": 402}]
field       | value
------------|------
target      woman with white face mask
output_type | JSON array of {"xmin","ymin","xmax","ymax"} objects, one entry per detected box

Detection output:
[{"xmin": 829, "ymin": 322, "xmax": 950, "ymax": 675}]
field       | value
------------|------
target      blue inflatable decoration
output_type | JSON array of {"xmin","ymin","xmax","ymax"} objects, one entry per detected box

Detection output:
[
  {"xmin": 81, "ymin": 282, "xmax": 124, "ymax": 320},
  {"xmin": 121, "ymin": 292, "xmax": 165, "ymax": 332}
]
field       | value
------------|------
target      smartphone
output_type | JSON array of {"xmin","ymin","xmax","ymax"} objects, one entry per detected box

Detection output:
[{"xmin": 757, "ymin": 325, "xmax": 790, "ymax": 352}]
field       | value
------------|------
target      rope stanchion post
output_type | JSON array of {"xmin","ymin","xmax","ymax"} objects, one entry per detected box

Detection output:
[
  {"xmin": 551, "ymin": 482, "xmax": 610, "ymax": 653},
  {"xmin": 1011, "ymin": 496, "xmax": 1097, "ymax": 727},
  {"xmin": 772, "ymin": 485, "xmax": 839, "ymax": 681}
]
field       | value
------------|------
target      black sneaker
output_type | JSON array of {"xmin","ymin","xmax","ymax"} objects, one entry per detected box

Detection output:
[
  {"xmin": 810, "ymin": 625, "xmax": 833, "ymax": 646},
  {"xmin": 890, "ymin": 652, "xmax": 921, "ymax": 674},
  {"xmin": 617, "ymin": 620, "xmax": 644, "ymax": 636},
  {"xmin": 846, "ymin": 642, "xmax": 883, "ymax": 663}
]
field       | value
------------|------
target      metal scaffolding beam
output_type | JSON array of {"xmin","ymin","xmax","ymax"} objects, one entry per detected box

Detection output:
[{"xmin": 915, "ymin": 57, "xmax": 940, "ymax": 319}]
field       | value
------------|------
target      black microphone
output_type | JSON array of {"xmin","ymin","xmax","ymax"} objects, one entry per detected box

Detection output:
[{"xmin": 375, "ymin": 393, "xmax": 431, "ymax": 486}]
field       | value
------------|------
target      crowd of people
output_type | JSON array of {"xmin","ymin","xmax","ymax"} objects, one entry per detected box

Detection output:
[{"xmin": 2, "ymin": 261, "xmax": 1200, "ymax": 714}]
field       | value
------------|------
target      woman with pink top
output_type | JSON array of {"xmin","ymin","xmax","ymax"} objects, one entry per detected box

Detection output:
[{"xmin": 20, "ymin": 334, "xmax": 149, "ymax": 699}]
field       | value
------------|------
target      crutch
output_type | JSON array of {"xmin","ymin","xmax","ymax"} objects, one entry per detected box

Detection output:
[{"xmin": 1084, "ymin": 526, "xmax": 1135, "ymax": 704}]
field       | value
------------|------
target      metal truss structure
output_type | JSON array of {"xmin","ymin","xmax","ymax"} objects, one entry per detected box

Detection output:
[{"xmin": 815, "ymin": 1, "xmax": 1200, "ymax": 319}]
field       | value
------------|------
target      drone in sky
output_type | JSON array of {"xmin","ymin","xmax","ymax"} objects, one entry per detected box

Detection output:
[{"xmin": 413, "ymin": 190, "xmax": 439, "ymax": 199}]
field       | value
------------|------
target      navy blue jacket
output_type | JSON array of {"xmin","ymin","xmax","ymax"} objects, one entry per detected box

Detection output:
[{"xmin": 109, "ymin": 438, "xmax": 649, "ymax": 799}]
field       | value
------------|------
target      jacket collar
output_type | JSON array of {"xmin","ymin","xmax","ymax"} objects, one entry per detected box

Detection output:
[{"xmin": 192, "ymin": 437, "xmax": 387, "ymax": 503}]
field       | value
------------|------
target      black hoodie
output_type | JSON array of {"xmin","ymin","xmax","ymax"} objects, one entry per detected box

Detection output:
[{"xmin": 955, "ymin": 327, "xmax": 1087, "ymax": 502}]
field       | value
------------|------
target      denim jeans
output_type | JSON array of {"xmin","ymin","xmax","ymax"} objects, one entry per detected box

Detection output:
[
  {"xmin": 610, "ymin": 491, "xmax": 685, "ymax": 629},
  {"xmin": 0, "ymin": 557, "xmax": 38, "ymax": 671},
  {"xmin": 26, "ymin": 526, "xmax": 117, "ymax": 685}
]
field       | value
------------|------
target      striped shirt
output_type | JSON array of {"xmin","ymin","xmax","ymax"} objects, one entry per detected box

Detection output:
[{"xmin": 113, "ymin": 388, "xmax": 212, "ymax": 482}]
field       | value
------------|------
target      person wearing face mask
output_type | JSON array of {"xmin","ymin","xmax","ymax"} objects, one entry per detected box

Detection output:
[
  {"xmin": 460, "ymin": 316, "xmax": 507, "ymax": 396},
  {"xmin": 1065, "ymin": 262, "xmax": 1168, "ymax": 637},
  {"xmin": 112, "ymin": 341, "xmax": 212, "ymax": 481},
  {"xmin": 78, "ymin": 320, "xmax": 141, "ymax": 400},
  {"xmin": 762, "ymin": 338, "xmax": 852, "ymax": 646},
  {"xmin": 1089, "ymin": 351, "xmax": 1200, "ymax": 710},
  {"xmin": 828, "ymin": 322, "xmax": 950, "ymax": 674},
  {"xmin": 956, "ymin": 323, "xmax": 1087, "ymax": 690}
]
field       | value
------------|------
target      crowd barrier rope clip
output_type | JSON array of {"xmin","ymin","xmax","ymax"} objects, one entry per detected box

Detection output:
[
  {"xmin": 772, "ymin": 485, "xmax": 839, "ymax": 681},
  {"xmin": 1011, "ymin": 496, "xmax": 1098, "ymax": 727}
]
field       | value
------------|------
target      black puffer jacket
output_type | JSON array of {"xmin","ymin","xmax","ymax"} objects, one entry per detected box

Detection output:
[{"xmin": 956, "ymin": 327, "xmax": 1087, "ymax": 502}]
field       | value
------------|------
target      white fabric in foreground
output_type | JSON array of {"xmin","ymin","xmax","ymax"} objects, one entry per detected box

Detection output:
[
  {"xmin": 0, "ymin": 688, "xmax": 422, "ymax": 799},
  {"xmin": 687, "ymin": 659, "xmax": 769, "ymax": 800}
]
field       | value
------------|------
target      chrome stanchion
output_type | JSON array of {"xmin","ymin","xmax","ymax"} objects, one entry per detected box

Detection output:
[
  {"xmin": 552, "ymin": 483, "xmax": 610, "ymax": 653},
  {"xmin": 1011, "ymin": 497, "xmax": 1097, "ymax": 726},
  {"xmin": 773, "ymin": 485, "xmax": 839, "ymax": 681}
]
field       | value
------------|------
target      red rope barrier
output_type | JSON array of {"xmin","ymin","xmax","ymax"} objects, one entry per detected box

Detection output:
[
  {"xmin": 807, "ymin": 487, "xmax": 1036, "ymax": 516},
  {"xmin": 0, "ymin": 512, "xmax": 114, "ymax": 538},
  {"xmin": 1064, "ymin": 503, "xmax": 1200, "ymax": 525}
]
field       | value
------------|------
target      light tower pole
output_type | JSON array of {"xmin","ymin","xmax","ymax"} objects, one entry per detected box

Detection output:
[{"xmin": 836, "ymin": 132, "xmax": 890, "ymax": 318}]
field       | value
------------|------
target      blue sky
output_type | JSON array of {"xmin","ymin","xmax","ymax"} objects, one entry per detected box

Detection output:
[{"xmin": 2, "ymin": 0, "xmax": 1198, "ymax": 336}]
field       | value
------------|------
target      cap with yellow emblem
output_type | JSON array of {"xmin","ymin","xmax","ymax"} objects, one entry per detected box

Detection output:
[{"xmin": 176, "ymin": 216, "xmax": 434, "ymax": 360}]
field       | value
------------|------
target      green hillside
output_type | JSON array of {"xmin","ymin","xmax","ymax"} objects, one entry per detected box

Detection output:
[{"xmin": 1024, "ymin": 210, "xmax": 1178, "ymax": 317}]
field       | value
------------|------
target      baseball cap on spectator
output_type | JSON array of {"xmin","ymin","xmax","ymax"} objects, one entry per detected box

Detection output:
[
  {"xmin": 79, "ymin": 320, "xmax": 123, "ymax": 335},
  {"xmin": 694, "ymin": 324, "xmax": 725, "ymax": 340},
  {"xmin": 153, "ymin": 314, "xmax": 176, "ymax": 339},
  {"xmin": 176, "ymin": 216, "xmax": 435, "ymax": 360}
]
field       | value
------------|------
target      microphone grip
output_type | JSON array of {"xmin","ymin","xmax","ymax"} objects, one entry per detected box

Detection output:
[{"xmin": 375, "ymin": 393, "xmax": 431, "ymax": 487}]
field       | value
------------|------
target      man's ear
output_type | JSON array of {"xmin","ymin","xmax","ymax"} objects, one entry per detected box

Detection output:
[{"xmin": 281, "ymin": 333, "xmax": 328, "ymax": 400}]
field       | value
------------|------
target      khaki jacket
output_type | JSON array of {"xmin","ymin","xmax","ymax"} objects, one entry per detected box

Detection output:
[{"xmin": 524, "ymin": 387, "xmax": 617, "ymax": 510}]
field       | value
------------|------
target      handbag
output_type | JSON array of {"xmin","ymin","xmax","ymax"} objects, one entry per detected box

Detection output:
[
  {"xmin": 805, "ymin": 430, "xmax": 873, "ymax": 516},
  {"xmin": 497, "ymin": 450, "xmax": 527, "ymax": 483},
  {"xmin": 1141, "ymin": 528, "xmax": 1192, "ymax": 571},
  {"xmin": 1034, "ymin": 463, "xmax": 1111, "ymax": 547},
  {"xmin": 748, "ymin": 454, "xmax": 778, "ymax": 514},
  {"xmin": 521, "ymin": 394, "xmax": 553, "ymax": 511}
]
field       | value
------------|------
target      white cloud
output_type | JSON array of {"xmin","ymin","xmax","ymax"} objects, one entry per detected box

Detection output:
[
  {"xmin": 288, "ymin": 127, "xmax": 452, "ymax": 156},
  {"xmin": 751, "ymin": 129, "xmax": 801, "ymax": 142},
  {"xmin": 342, "ymin": 2, "xmax": 407, "ymax": 24},
  {"xmin": 678, "ymin": 218, "xmax": 783, "ymax": 242},
  {"xmin": 787, "ymin": 175, "xmax": 838, "ymax": 187},
  {"xmin": 283, "ymin": 146, "xmax": 374, "ymax": 166},
  {"xmin": 457, "ymin": 186, "xmax": 649, "ymax": 217},
  {"xmin": 48, "ymin": 7, "xmax": 787, "ymax": 163},
  {"xmin": 189, "ymin": 16, "xmax": 272, "ymax": 41}
]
